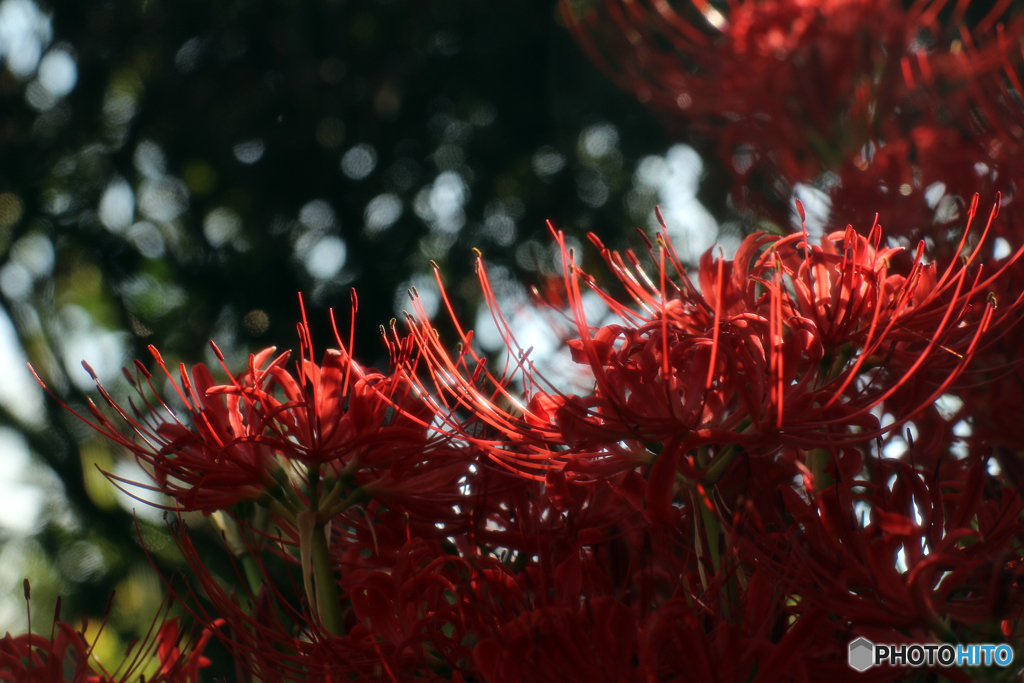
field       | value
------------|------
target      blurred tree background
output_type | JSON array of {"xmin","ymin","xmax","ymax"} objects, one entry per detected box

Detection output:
[{"xmin": 0, "ymin": 0, "xmax": 736, "ymax": 668}]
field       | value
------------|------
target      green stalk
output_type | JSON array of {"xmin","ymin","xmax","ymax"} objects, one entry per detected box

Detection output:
[
  {"xmin": 810, "ymin": 448, "xmax": 833, "ymax": 490},
  {"xmin": 320, "ymin": 486, "xmax": 369, "ymax": 520},
  {"xmin": 695, "ymin": 490, "xmax": 734, "ymax": 621},
  {"xmin": 311, "ymin": 522, "xmax": 345, "ymax": 636},
  {"xmin": 702, "ymin": 444, "xmax": 743, "ymax": 485},
  {"xmin": 701, "ymin": 420, "xmax": 753, "ymax": 485},
  {"xmin": 698, "ymin": 493, "xmax": 721, "ymax": 574},
  {"xmin": 690, "ymin": 491, "xmax": 708, "ymax": 592}
]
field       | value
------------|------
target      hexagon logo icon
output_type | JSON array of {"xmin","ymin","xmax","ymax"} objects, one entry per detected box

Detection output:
[{"xmin": 848, "ymin": 637, "xmax": 874, "ymax": 672}]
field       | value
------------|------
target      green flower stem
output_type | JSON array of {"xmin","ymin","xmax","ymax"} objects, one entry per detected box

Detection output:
[
  {"xmin": 319, "ymin": 467, "xmax": 358, "ymax": 512},
  {"xmin": 702, "ymin": 443, "xmax": 743, "ymax": 485},
  {"xmin": 697, "ymin": 492, "xmax": 721, "ymax": 574},
  {"xmin": 319, "ymin": 486, "xmax": 369, "ymax": 521},
  {"xmin": 824, "ymin": 343, "xmax": 854, "ymax": 383},
  {"xmin": 311, "ymin": 521, "xmax": 346, "ymax": 636},
  {"xmin": 211, "ymin": 511, "xmax": 267, "ymax": 603},
  {"xmin": 268, "ymin": 466, "xmax": 306, "ymax": 512},
  {"xmin": 264, "ymin": 497, "xmax": 298, "ymax": 525},
  {"xmin": 700, "ymin": 420, "xmax": 753, "ymax": 485},
  {"xmin": 240, "ymin": 555, "xmax": 265, "ymax": 598},
  {"xmin": 689, "ymin": 489, "xmax": 709, "ymax": 591},
  {"xmin": 308, "ymin": 465, "xmax": 321, "ymax": 510},
  {"xmin": 810, "ymin": 447, "xmax": 833, "ymax": 489}
]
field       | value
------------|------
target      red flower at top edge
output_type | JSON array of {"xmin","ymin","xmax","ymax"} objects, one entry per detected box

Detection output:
[{"xmin": 561, "ymin": 0, "xmax": 1024, "ymax": 236}]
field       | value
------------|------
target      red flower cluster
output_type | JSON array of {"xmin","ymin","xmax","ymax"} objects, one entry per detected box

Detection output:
[
  {"xmin": 561, "ymin": 0, "xmax": 1024, "ymax": 242},
  {"xmin": 10, "ymin": 2, "xmax": 1024, "ymax": 678},
  {"xmin": 21, "ymin": 199, "xmax": 1024, "ymax": 680},
  {"xmin": 69, "ymin": 294, "xmax": 446, "ymax": 517}
]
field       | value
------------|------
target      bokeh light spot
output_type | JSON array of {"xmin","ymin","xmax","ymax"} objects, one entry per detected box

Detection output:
[
  {"xmin": 233, "ymin": 138, "xmax": 265, "ymax": 164},
  {"xmin": 578, "ymin": 122, "xmax": 619, "ymax": 159},
  {"xmin": 299, "ymin": 199, "xmax": 336, "ymax": 231},
  {"xmin": 24, "ymin": 78, "xmax": 55, "ymax": 110},
  {"xmin": 299, "ymin": 198, "xmax": 335, "ymax": 231},
  {"xmin": 138, "ymin": 177, "xmax": 189, "ymax": 222},
  {"xmin": 98, "ymin": 177, "xmax": 135, "ymax": 232},
  {"xmin": 174, "ymin": 36, "xmax": 202, "ymax": 72},
  {"xmin": 37, "ymin": 46, "xmax": 75, "ymax": 96},
  {"xmin": 204, "ymin": 207, "xmax": 242, "ymax": 247},
  {"xmin": 127, "ymin": 221, "xmax": 165, "ymax": 258},
  {"xmin": 304, "ymin": 236, "xmax": 347, "ymax": 280},
  {"xmin": 426, "ymin": 171, "xmax": 467, "ymax": 233},
  {"xmin": 0, "ymin": 262, "xmax": 31, "ymax": 298},
  {"xmin": 243, "ymin": 309, "xmax": 270, "ymax": 336},
  {"xmin": 134, "ymin": 140, "xmax": 167, "ymax": 178},
  {"xmin": 341, "ymin": 144, "xmax": 377, "ymax": 180},
  {"xmin": 0, "ymin": 0, "xmax": 52, "ymax": 79},
  {"xmin": 532, "ymin": 146, "xmax": 565, "ymax": 178},
  {"xmin": 10, "ymin": 233, "xmax": 53, "ymax": 277},
  {"xmin": 364, "ymin": 193, "xmax": 402, "ymax": 235},
  {"xmin": 994, "ymin": 236, "xmax": 1012, "ymax": 260}
]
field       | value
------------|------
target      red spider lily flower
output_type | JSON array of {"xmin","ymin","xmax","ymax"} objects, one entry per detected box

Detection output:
[
  {"xmin": 579, "ymin": 200, "xmax": 1024, "ymax": 444},
  {"xmin": 561, "ymin": 0, "xmax": 1024, "ymax": 234},
  {"xmin": 407, "ymin": 201, "xmax": 1023, "ymax": 530},
  {"xmin": 30, "ymin": 295, "xmax": 450, "ymax": 517},
  {"xmin": 31, "ymin": 297, "xmax": 484, "ymax": 651}
]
